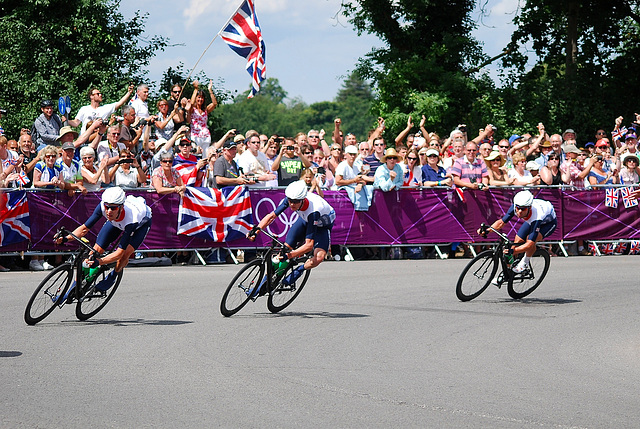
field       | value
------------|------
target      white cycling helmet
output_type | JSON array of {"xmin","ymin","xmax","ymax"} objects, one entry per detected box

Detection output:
[
  {"xmin": 513, "ymin": 190, "xmax": 534, "ymax": 207},
  {"xmin": 102, "ymin": 187, "xmax": 126, "ymax": 205},
  {"xmin": 285, "ymin": 180, "xmax": 308, "ymax": 201}
]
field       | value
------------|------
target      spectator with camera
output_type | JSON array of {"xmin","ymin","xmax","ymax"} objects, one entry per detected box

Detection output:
[
  {"xmin": 271, "ymin": 137, "xmax": 312, "ymax": 186},
  {"xmin": 32, "ymin": 99, "xmax": 65, "ymax": 149},
  {"xmin": 108, "ymin": 149, "xmax": 146, "ymax": 188},
  {"xmin": 237, "ymin": 134, "xmax": 276, "ymax": 187},
  {"xmin": 68, "ymin": 84, "xmax": 134, "ymax": 133},
  {"xmin": 560, "ymin": 144, "xmax": 595, "ymax": 188},
  {"xmin": 450, "ymin": 142, "xmax": 489, "ymax": 190},
  {"xmin": 118, "ymin": 105, "xmax": 144, "ymax": 152},
  {"xmin": 97, "ymin": 124, "xmax": 126, "ymax": 166}
]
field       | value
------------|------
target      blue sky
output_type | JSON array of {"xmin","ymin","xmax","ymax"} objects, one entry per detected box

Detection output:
[{"xmin": 118, "ymin": 0, "xmax": 521, "ymax": 104}]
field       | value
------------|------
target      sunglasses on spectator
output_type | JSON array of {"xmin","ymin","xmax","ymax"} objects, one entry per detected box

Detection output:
[
  {"xmin": 161, "ymin": 160, "xmax": 173, "ymax": 164},
  {"xmin": 499, "ymin": 145, "xmax": 509, "ymax": 149},
  {"xmin": 407, "ymin": 157, "xmax": 418, "ymax": 161},
  {"xmin": 81, "ymin": 156, "xmax": 94, "ymax": 159},
  {"xmin": 309, "ymin": 135, "xmax": 319, "ymax": 139},
  {"xmin": 179, "ymin": 143, "xmax": 191, "ymax": 147},
  {"xmin": 332, "ymin": 148, "xmax": 342, "ymax": 151},
  {"xmin": 374, "ymin": 143, "xmax": 385, "ymax": 147},
  {"xmin": 597, "ymin": 132, "xmax": 607, "ymax": 135},
  {"xmin": 303, "ymin": 151, "xmax": 312, "ymax": 155},
  {"xmin": 171, "ymin": 90, "xmax": 180, "ymax": 93},
  {"xmin": 104, "ymin": 204, "xmax": 122, "ymax": 211},
  {"xmin": 466, "ymin": 149, "xmax": 477, "ymax": 152},
  {"xmin": 45, "ymin": 154, "xmax": 56, "ymax": 158},
  {"xmin": 427, "ymin": 154, "xmax": 438, "ymax": 158}
]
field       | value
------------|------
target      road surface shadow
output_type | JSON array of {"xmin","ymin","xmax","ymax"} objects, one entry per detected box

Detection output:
[
  {"xmin": 75, "ymin": 318, "xmax": 194, "ymax": 326},
  {"xmin": 0, "ymin": 351, "xmax": 22, "ymax": 358},
  {"xmin": 234, "ymin": 311, "xmax": 370, "ymax": 319},
  {"xmin": 503, "ymin": 298, "xmax": 582, "ymax": 305}
]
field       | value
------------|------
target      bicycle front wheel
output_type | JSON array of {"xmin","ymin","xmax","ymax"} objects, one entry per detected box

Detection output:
[
  {"xmin": 24, "ymin": 263, "xmax": 73, "ymax": 325},
  {"xmin": 220, "ymin": 259, "xmax": 265, "ymax": 317},
  {"xmin": 75, "ymin": 265, "xmax": 123, "ymax": 321},
  {"xmin": 267, "ymin": 263, "xmax": 310, "ymax": 313},
  {"xmin": 456, "ymin": 250, "xmax": 498, "ymax": 302},
  {"xmin": 507, "ymin": 248, "xmax": 550, "ymax": 299}
]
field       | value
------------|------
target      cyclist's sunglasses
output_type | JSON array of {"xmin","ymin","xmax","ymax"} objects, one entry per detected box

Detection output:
[
  {"xmin": 104, "ymin": 204, "xmax": 123, "ymax": 211},
  {"xmin": 515, "ymin": 205, "xmax": 529, "ymax": 210},
  {"xmin": 287, "ymin": 198, "xmax": 303, "ymax": 205}
]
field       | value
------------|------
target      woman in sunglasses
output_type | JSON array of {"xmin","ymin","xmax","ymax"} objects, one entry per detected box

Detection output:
[
  {"xmin": 55, "ymin": 186, "xmax": 152, "ymax": 292},
  {"xmin": 32, "ymin": 145, "xmax": 65, "ymax": 190},
  {"xmin": 248, "ymin": 180, "xmax": 336, "ymax": 285},
  {"xmin": 400, "ymin": 148, "xmax": 423, "ymax": 187}
]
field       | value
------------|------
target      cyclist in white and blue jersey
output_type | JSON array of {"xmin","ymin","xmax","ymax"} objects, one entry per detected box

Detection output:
[
  {"xmin": 249, "ymin": 180, "xmax": 335, "ymax": 285},
  {"xmin": 56, "ymin": 187, "xmax": 152, "ymax": 291},
  {"xmin": 482, "ymin": 190, "xmax": 557, "ymax": 274}
]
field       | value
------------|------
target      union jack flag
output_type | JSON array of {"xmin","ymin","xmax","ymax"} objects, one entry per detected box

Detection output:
[
  {"xmin": 629, "ymin": 240, "xmax": 640, "ymax": 255},
  {"xmin": 612, "ymin": 127, "xmax": 627, "ymax": 140},
  {"xmin": 173, "ymin": 156, "xmax": 202, "ymax": 187},
  {"xmin": 621, "ymin": 187, "xmax": 638, "ymax": 208},
  {"xmin": 221, "ymin": 0, "xmax": 266, "ymax": 98},
  {"xmin": 601, "ymin": 243, "xmax": 616, "ymax": 255},
  {"xmin": 177, "ymin": 186, "xmax": 252, "ymax": 242},
  {"xmin": 614, "ymin": 242, "xmax": 628, "ymax": 254},
  {"xmin": 604, "ymin": 188, "xmax": 619, "ymax": 208},
  {"xmin": 0, "ymin": 190, "xmax": 31, "ymax": 246}
]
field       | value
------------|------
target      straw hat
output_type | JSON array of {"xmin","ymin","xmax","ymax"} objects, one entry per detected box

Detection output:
[
  {"xmin": 484, "ymin": 150, "xmax": 504, "ymax": 167},
  {"xmin": 382, "ymin": 148, "xmax": 400, "ymax": 162}
]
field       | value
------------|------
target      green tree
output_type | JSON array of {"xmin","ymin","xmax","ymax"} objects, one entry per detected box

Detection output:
[
  {"xmin": 339, "ymin": 0, "xmax": 488, "ymax": 139},
  {"xmin": 0, "ymin": 0, "xmax": 167, "ymax": 138},
  {"xmin": 333, "ymin": 71, "xmax": 375, "ymax": 141},
  {"xmin": 502, "ymin": 0, "xmax": 640, "ymax": 138}
]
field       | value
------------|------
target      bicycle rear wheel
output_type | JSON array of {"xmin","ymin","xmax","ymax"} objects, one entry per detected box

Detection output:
[
  {"xmin": 75, "ymin": 264, "xmax": 123, "ymax": 321},
  {"xmin": 267, "ymin": 262, "xmax": 310, "ymax": 313},
  {"xmin": 456, "ymin": 250, "xmax": 498, "ymax": 302},
  {"xmin": 220, "ymin": 259, "xmax": 265, "ymax": 317},
  {"xmin": 507, "ymin": 248, "xmax": 550, "ymax": 299},
  {"xmin": 24, "ymin": 263, "xmax": 73, "ymax": 325}
]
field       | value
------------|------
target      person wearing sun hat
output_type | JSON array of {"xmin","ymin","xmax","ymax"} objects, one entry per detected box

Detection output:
[
  {"xmin": 422, "ymin": 148, "xmax": 451, "ymax": 187},
  {"xmin": 620, "ymin": 152, "xmax": 640, "ymax": 184},
  {"xmin": 560, "ymin": 144, "xmax": 595, "ymax": 188},
  {"xmin": 373, "ymin": 147, "xmax": 404, "ymax": 191}
]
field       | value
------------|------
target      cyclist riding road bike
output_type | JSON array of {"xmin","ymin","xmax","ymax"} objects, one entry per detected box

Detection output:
[
  {"xmin": 55, "ymin": 187, "xmax": 152, "ymax": 291},
  {"xmin": 248, "ymin": 180, "xmax": 336, "ymax": 285},
  {"xmin": 480, "ymin": 190, "xmax": 557, "ymax": 274}
]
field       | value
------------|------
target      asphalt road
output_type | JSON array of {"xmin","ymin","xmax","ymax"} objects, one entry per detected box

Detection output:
[{"xmin": 1, "ymin": 256, "xmax": 639, "ymax": 428}]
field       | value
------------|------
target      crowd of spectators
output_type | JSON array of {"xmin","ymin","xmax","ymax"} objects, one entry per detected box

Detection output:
[{"xmin": 2, "ymin": 82, "xmax": 640, "ymax": 271}]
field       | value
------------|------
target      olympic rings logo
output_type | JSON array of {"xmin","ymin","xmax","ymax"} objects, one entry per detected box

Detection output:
[{"xmin": 254, "ymin": 197, "xmax": 298, "ymax": 238}]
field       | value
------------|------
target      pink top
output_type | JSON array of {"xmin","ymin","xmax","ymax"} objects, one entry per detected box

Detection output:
[
  {"xmin": 190, "ymin": 108, "xmax": 210, "ymax": 140},
  {"xmin": 152, "ymin": 166, "xmax": 181, "ymax": 187}
]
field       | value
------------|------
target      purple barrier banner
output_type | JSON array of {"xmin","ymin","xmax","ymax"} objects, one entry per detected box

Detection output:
[{"xmin": 6, "ymin": 187, "xmax": 640, "ymax": 252}]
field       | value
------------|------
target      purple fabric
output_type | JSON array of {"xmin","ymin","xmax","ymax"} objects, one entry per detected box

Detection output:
[{"xmin": 9, "ymin": 187, "xmax": 640, "ymax": 251}]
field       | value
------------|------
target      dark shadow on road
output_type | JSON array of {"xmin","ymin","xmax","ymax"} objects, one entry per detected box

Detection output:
[
  {"xmin": 0, "ymin": 351, "xmax": 22, "ymax": 358},
  {"xmin": 504, "ymin": 298, "xmax": 582, "ymax": 305},
  {"xmin": 76, "ymin": 318, "xmax": 194, "ymax": 326},
  {"xmin": 229, "ymin": 311, "xmax": 370, "ymax": 319}
]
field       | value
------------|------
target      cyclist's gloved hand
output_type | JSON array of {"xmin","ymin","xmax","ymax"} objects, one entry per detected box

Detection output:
[
  {"xmin": 278, "ymin": 251, "xmax": 289, "ymax": 262},
  {"xmin": 84, "ymin": 257, "xmax": 99, "ymax": 268},
  {"xmin": 247, "ymin": 225, "xmax": 260, "ymax": 240}
]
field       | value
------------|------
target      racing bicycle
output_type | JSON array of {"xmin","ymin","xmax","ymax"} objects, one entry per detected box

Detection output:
[
  {"xmin": 220, "ymin": 227, "xmax": 310, "ymax": 317},
  {"xmin": 456, "ymin": 223, "xmax": 551, "ymax": 301},
  {"xmin": 24, "ymin": 227, "xmax": 123, "ymax": 325}
]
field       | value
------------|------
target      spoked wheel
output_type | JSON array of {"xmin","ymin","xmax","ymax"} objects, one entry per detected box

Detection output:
[
  {"xmin": 75, "ymin": 264, "xmax": 123, "ymax": 321},
  {"xmin": 456, "ymin": 250, "xmax": 499, "ymax": 302},
  {"xmin": 507, "ymin": 248, "xmax": 550, "ymax": 299},
  {"xmin": 24, "ymin": 263, "xmax": 73, "ymax": 325},
  {"xmin": 220, "ymin": 259, "xmax": 265, "ymax": 317},
  {"xmin": 267, "ymin": 262, "xmax": 310, "ymax": 313}
]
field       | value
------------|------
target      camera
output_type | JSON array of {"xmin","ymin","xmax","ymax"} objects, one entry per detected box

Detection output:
[
  {"xmin": 119, "ymin": 158, "xmax": 134, "ymax": 164},
  {"xmin": 132, "ymin": 118, "xmax": 148, "ymax": 130},
  {"xmin": 458, "ymin": 124, "xmax": 467, "ymax": 133},
  {"xmin": 317, "ymin": 167, "xmax": 326, "ymax": 175},
  {"xmin": 275, "ymin": 137, "xmax": 284, "ymax": 143},
  {"xmin": 596, "ymin": 155, "xmax": 603, "ymax": 161},
  {"xmin": 286, "ymin": 145, "xmax": 294, "ymax": 151}
]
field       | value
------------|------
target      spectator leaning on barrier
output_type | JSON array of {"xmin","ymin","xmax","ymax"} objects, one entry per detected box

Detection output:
[
  {"xmin": 18, "ymin": 132, "xmax": 38, "ymax": 183},
  {"xmin": 587, "ymin": 152, "xmax": 619, "ymax": 186},
  {"xmin": 237, "ymin": 134, "xmax": 276, "ymax": 187},
  {"xmin": 400, "ymin": 148, "xmax": 422, "ymax": 187},
  {"xmin": 335, "ymin": 144, "xmax": 371, "ymax": 210},
  {"xmin": 80, "ymin": 146, "xmax": 109, "ymax": 191},
  {"xmin": 508, "ymin": 152, "xmax": 541, "ymax": 186},
  {"xmin": 58, "ymin": 140, "xmax": 87, "ymax": 196},
  {"xmin": 213, "ymin": 140, "xmax": 253, "ymax": 189},
  {"xmin": 450, "ymin": 142, "xmax": 489, "ymax": 190},
  {"xmin": 422, "ymin": 148, "xmax": 452, "ymax": 187},
  {"xmin": 152, "ymin": 151, "xmax": 185, "ymax": 196},
  {"xmin": 373, "ymin": 148, "xmax": 404, "ymax": 191},
  {"xmin": 485, "ymin": 150, "xmax": 514, "ymax": 187},
  {"xmin": 620, "ymin": 153, "xmax": 640, "ymax": 184},
  {"xmin": 109, "ymin": 149, "xmax": 146, "ymax": 188},
  {"xmin": 539, "ymin": 152, "xmax": 563, "ymax": 186}
]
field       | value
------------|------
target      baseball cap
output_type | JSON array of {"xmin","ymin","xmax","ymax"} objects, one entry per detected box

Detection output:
[
  {"xmin": 61, "ymin": 141, "xmax": 75, "ymax": 150},
  {"xmin": 223, "ymin": 140, "xmax": 237, "ymax": 149},
  {"xmin": 344, "ymin": 145, "xmax": 357, "ymax": 154},
  {"xmin": 625, "ymin": 132, "xmax": 638, "ymax": 140},
  {"xmin": 425, "ymin": 148, "xmax": 440, "ymax": 157},
  {"xmin": 508, "ymin": 134, "xmax": 522, "ymax": 145}
]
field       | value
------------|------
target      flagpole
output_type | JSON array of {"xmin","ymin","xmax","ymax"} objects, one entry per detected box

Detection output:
[{"xmin": 177, "ymin": 0, "xmax": 247, "ymax": 101}]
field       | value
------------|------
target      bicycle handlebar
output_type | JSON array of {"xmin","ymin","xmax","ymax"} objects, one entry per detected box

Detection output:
[
  {"xmin": 247, "ymin": 225, "xmax": 285, "ymax": 248},
  {"xmin": 479, "ymin": 223, "xmax": 511, "ymax": 245},
  {"xmin": 54, "ymin": 227, "xmax": 103, "ymax": 256}
]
